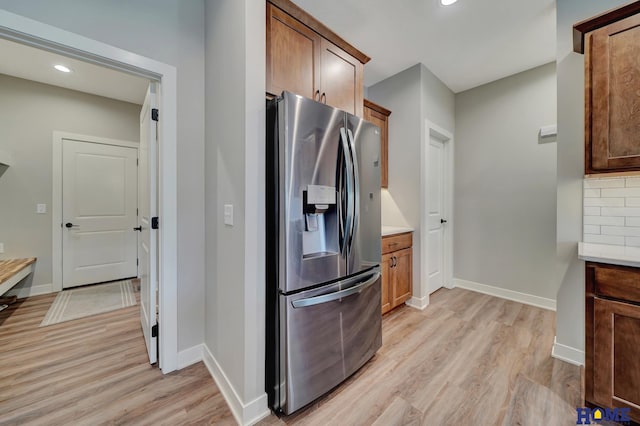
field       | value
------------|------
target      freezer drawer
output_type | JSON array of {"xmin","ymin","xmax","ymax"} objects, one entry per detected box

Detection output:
[{"xmin": 279, "ymin": 267, "xmax": 382, "ymax": 414}]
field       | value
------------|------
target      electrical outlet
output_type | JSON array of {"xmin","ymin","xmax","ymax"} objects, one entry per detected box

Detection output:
[
  {"xmin": 36, "ymin": 203, "xmax": 47, "ymax": 214},
  {"xmin": 0, "ymin": 243, "xmax": 4, "ymax": 254}
]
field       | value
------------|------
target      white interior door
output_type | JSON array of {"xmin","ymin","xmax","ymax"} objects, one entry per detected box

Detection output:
[
  {"xmin": 139, "ymin": 84, "xmax": 158, "ymax": 364},
  {"xmin": 62, "ymin": 139, "xmax": 137, "ymax": 288},
  {"xmin": 427, "ymin": 137, "xmax": 446, "ymax": 294}
]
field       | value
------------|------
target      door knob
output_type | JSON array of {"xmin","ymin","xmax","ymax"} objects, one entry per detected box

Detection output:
[
  {"xmin": 133, "ymin": 226, "xmax": 142, "ymax": 232},
  {"xmin": 441, "ymin": 219, "xmax": 448, "ymax": 224},
  {"xmin": 65, "ymin": 222, "xmax": 79, "ymax": 228}
]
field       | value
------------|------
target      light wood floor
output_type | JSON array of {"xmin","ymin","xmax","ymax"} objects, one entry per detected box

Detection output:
[
  {"xmin": 0, "ymin": 290, "xmax": 236, "ymax": 425},
  {"xmin": 260, "ymin": 288, "xmax": 582, "ymax": 426},
  {"xmin": 1, "ymin": 287, "xmax": 581, "ymax": 426}
]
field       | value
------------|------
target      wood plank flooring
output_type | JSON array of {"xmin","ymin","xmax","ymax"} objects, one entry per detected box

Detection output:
[
  {"xmin": 0, "ymin": 290, "xmax": 235, "ymax": 425},
  {"xmin": 1, "ymin": 287, "xmax": 581, "ymax": 425},
  {"xmin": 260, "ymin": 288, "xmax": 582, "ymax": 426}
]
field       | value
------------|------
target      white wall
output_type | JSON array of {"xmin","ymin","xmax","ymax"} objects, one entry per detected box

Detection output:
[
  {"xmin": 454, "ymin": 62, "xmax": 558, "ymax": 299},
  {"xmin": 555, "ymin": 0, "xmax": 629, "ymax": 357},
  {"xmin": 0, "ymin": 74, "xmax": 139, "ymax": 295},
  {"xmin": 0, "ymin": 0, "xmax": 206, "ymax": 352},
  {"xmin": 204, "ymin": 0, "xmax": 268, "ymax": 423},
  {"xmin": 368, "ymin": 63, "xmax": 455, "ymax": 303}
]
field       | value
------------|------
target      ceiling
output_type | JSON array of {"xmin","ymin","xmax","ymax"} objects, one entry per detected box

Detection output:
[
  {"xmin": 0, "ymin": 38, "xmax": 148, "ymax": 104},
  {"xmin": 292, "ymin": 0, "xmax": 556, "ymax": 93}
]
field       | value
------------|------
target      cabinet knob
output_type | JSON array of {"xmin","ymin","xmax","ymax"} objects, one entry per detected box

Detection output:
[
  {"xmin": 321, "ymin": 93, "xmax": 326, "ymax": 104},
  {"xmin": 314, "ymin": 90, "xmax": 320, "ymax": 101}
]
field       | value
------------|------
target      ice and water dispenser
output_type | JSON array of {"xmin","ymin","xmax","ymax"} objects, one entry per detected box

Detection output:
[{"xmin": 302, "ymin": 184, "xmax": 338, "ymax": 258}]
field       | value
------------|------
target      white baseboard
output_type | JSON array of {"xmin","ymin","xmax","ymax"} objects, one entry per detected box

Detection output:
[
  {"xmin": 7, "ymin": 283, "xmax": 53, "ymax": 299},
  {"xmin": 177, "ymin": 344, "xmax": 203, "ymax": 370},
  {"xmin": 453, "ymin": 278, "xmax": 556, "ymax": 311},
  {"xmin": 551, "ymin": 336, "xmax": 584, "ymax": 366},
  {"xmin": 202, "ymin": 344, "xmax": 270, "ymax": 426},
  {"xmin": 405, "ymin": 295, "xmax": 429, "ymax": 310}
]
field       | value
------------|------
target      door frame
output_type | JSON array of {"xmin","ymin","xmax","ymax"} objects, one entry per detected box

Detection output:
[
  {"xmin": 419, "ymin": 120, "xmax": 454, "ymax": 307},
  {"xmin": 0, "ymin": 11, "xmax": 179, "ymax": 374},
  {"xmin": 52, "ymin": 132, "xmax": 139, "ymax": 291}
]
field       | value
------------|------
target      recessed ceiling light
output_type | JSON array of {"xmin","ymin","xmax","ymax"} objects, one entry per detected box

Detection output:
[
  {"xmin": 54, "ymin": 64, "xmax": 71, "ymax": 73},
  {"xmin": 441, "ymin": 0, "xmax": 458, "ymax": 5}
]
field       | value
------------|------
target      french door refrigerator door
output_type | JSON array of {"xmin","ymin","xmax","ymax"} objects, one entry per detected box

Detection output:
[
  {"xmin": 278, "ymin": 92, "xmax": 347, "ymax": 293},
  {"xmin": 345, "ymin": 113, "xmax": 382, "ymax": 276},
  {"xmin": 279, "ymin": 267, "xmax": 382, "ymax": 414}
]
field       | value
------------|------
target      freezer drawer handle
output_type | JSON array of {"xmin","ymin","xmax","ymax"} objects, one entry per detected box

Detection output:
[{"xmin": 291, "ymin": 269, "xmax": 381, "ymax": 308}]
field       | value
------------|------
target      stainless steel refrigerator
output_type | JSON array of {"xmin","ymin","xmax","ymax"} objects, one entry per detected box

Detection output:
[{"xmin": 266, "ymin": 91, "xmax": 382, "ymax": 415}]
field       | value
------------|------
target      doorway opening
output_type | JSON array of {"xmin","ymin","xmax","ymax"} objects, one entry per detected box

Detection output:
[{"xmin": 0, "ymin": 12, "xmax": 178, "ymax": 372}]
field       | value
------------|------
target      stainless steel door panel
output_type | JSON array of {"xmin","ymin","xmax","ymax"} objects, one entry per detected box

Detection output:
[
  {"xmin": 281, "ymin": 268, "xmax": 382, "ymax": 414},
  {"xmin": 345, "ymin": 114, "xmax": 382, "ymax": 275},
  {"xmin": 280, "ymin": 92, "xmax": 347, "ymax": 293}
]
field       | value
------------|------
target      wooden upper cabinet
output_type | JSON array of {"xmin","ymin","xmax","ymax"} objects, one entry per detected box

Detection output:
[
  {"xmin": 266, "ymin": 0, "xmax": 369, "ymax": 117},
  {"xmin": 320, "ymin": 39, "xmax": 363, "ymax": 116},
  {"xmin": 363, "ymin": 99, "xmax": 391, "ymax": 188},
  {"xmin": 575, "ymin": 5, "xmax": 640, "ymax": 173},
  {"xmin": 266, "ymin": 4, "xmax": 320, "ymax": 100}
]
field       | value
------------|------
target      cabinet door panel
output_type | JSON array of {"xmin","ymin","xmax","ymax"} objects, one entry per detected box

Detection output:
[
  {"xmin": 381, "ymin": 253, "xmax": 393, "ymax": 314},
  {"xmin": 594, "ymin": 297, "xmax": 640, "ymax": 421},
  {"xmin": 588, "ymin": 14, "xmax": 640, "ymax": 173},
  {"xmin": 320, "ymin": 39, "xmax": 363, "ymax": 117},
  {"xmin": 267, "ymin": 4, "xmax": 320, "ymax": 99},
  {"xmin": 364, "ymin": 107, "xmax": 388, "ymax": 188},
  {"xmin": 613, "ymin": 315, "xmax": 640, "ymax": 405},
  {"xmin": 392, "ymin": 248, "xmax": 412, "ymax": 307}
]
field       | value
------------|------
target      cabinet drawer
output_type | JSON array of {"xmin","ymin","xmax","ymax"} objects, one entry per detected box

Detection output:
[
  {"xmin": 594, "ymin": 264, "xmax": 640, "ymax": 305},
  {"xmin": 382, "ymin": 232, "xmax": 412, "ymax": 254}
]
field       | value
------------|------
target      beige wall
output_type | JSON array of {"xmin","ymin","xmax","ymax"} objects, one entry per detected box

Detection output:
[
  {"xmin": 204, "ymin": 0, "xmax": 269, "ymax": 419},
  {"xmin": 0, "ymin": 73, "xmax": 140, "ymax": 294},
  {"xmin": 555, "ymin": 0, "xmax": 629, "ymax": 357},
  {"xmin": 454, "ymin": 62, "xmax": 558, "ymax": 299},
  {"xmin": 368, "ymin": 63, "xmax": 456, "ymax": 303}
]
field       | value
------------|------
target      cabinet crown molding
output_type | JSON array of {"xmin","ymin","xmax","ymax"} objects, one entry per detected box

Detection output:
[
  {"xmin": 573, "ymin": 1, "xmax": 640, "ymax": 53},
  {"xmin": 268, "ymin": 0, "xmax": 370, "ymax": 64}
]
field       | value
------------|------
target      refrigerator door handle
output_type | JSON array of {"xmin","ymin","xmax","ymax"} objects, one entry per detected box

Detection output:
[
  {"xmin": 346, "ymin": 128, "xmax": 359, "ymax": 253},
  {"xmin": 291, "ymin": 268, "xmax": 380, "ymax": 308},
  {"xmin": 340, "ymin": 127, "xmax": 354, "ymax": 256}
]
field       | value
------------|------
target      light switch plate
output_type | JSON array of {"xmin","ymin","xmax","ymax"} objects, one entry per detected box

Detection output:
[
  {"xmin": 224, "ymin": 204, "xmax": 233, "ymax": 226},
  {"xmin": 36, "ymin": 203, "xmax": 47, "ymax": 214}
]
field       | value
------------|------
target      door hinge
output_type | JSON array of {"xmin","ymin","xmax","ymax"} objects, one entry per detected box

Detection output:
[
  {"xmin": 151, "ymin": 323, "xmax": 158, "ymax": 338},
  {"xmin": 151, "ymin": 217, "xmax": 159, "ymax": 229},
  {"xmin": 136, "ymin": 208, "xmax": 139, "ymax": 216},
  {"xmin": 136, "ymin": 158, "xmax": 139, "ymax": 166},
  {"xmin": 151, "ymin": 108, "xmax": 159, "ymax": 122},
  {"xmin": 137, "ymin": 258, "xmax": 139, "ymax": 266}
]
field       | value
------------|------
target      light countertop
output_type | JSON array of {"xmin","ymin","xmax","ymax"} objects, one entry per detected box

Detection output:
[
  {"xmin": 578, "ymin": 242, "xmax": 640, "ymax": 268},
  {"xmin": 382, "ymin": 226, "xmax": 414, "ymax": 237}
]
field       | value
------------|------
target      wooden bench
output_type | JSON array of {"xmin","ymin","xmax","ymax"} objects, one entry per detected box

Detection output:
[{"xmin": 0, "ymin": 258, "xmax": 36, "ymax": 297}]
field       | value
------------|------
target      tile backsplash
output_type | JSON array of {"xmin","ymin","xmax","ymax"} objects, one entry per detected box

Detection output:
[{"xmin": 584, "ymin": 176, "xmax": 640, "ymax": 247}]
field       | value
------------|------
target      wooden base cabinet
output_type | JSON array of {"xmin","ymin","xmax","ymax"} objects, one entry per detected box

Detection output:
[
  {"xmin": 381, "ymin": 232, "xmax": 412, "ymax": 315},
  {"xmin": 586, "ymin": 262, "xmax": 640, "ymax": 423}
]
